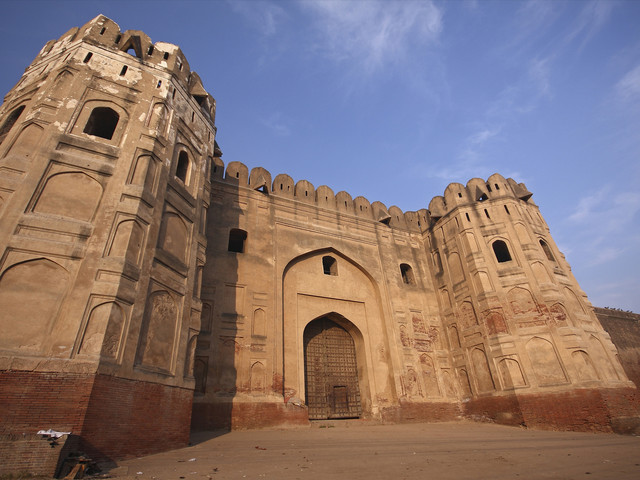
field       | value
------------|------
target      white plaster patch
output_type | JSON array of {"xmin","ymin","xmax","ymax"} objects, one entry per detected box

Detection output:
[
  {"xmin": 104, "ymin": 86, "xmax": 119, "ymax": 95},
  {"xmin": 157, "ymin": 42, "xmax": 179, "ymax": 53},
  {"xmin": 53, "ymin": 121, "xmax": 68, "ymax": 132},
  {"xmin": 139, "ymin": 113, "xmax": 146, "ymax": 122},
  {"xmin": 66, "ymin": 99, "xmax": 78, "ymax": 109}
]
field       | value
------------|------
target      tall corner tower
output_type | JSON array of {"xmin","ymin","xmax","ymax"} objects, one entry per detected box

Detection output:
[
  {"xmin": 425, "ymin": 173, "xmax": 635, "ymax": 429},
  {"xmin": 0, "ymin": 15, "xmax": 217, "ymax": 459}
]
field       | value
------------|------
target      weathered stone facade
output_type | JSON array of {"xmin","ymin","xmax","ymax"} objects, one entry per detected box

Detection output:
[{"xmin": 0, "ymin": 16, "xmax": 638, "ymax": 468}]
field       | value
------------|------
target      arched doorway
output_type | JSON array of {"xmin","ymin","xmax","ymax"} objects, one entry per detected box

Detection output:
[{"xmin": 304, "ymin": 317, "xmax": 362, "ymax": 420}]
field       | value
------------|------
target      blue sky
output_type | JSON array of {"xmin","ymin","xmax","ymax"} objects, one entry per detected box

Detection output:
[{"xmin": 1, "ymin": 0, "xmax": 639, "ymax": 312}]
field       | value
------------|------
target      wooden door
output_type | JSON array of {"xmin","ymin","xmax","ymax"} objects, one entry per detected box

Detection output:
[{"xmin": 304, "ymin": 317, "xmax": 362, "ymax": 420}]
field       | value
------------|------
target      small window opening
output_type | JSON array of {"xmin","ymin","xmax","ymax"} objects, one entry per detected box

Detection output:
[
  {"xmin": 213, "ymin": 166, "xmax": 217, "ymax": 173},
  {"xmin": 172, "ymin": 88, "xmax": 177, "ymax": 99},
  {"xmin": 0, "ymin": 105, "xmax": 25, "ymax": 144},
  {"xmin": 493, "ymin": 240, "xmax": 512, "ymax": 263},
  {"xmin": 280, "ymin": 183, "xmax": 283, "ymax": 190},
  {"xmin": 147, "ymin": 45, "xmax": 154, "ymax": 56},
  {"xmin": 83, "ymin": 52, "xmax": 93, "ymax": 63},
  {"xmin": 484, "ymin": 209, "xmax": 490, "ymax": 219},
  {"xmin": 540, "ymin": 240, "xmax": 556, "ymax": 262},
  {"xmin": 176, "ymin": 151, "xmax": 190, "ymax": 183},
  {"xmin": 177, "ymin": 58, "xmax": 183, "ymax": 70},
  {"xmin": 495, "ymin": 183, "xmax": 500, "ymax": 190},
  {"xmin": 120, "ymin": 65, "xmax": 128, "ymax": 76},
  {"xmin": 400, "ymin": 263, "xmax": 415, "ymax": 285},
  {"xmin": 114, "ymin": 34, "xmax": 121, "ymax": 44},
  {"xmin": 487, "ymin": 184, "xmax": 492, "ymax": 192},
  {"xmin": 305, "ymin": 191, "xmax": 308, "ymax": 196},
  {"xmin": 478, "ymin": 193, "xmax": 488, "ymax": 201},
  {"xmin": 191, "ymin": 111, "xmax": 195, "ymax": 122},
  {"xmin": 465, "ymin": 212, "xmax": 470, "ymax": 222},
  {"xmin": 322, "ymin": 256, "xmax": 338, "ymax": 276},
  {"xmin": 504, "ymin": 205, "xmax": 510, "ymax": 215},
  {"xmin": 359, "ymin": 205, "xmax": 363, "ymax": 211},
  {"xmin": 83, "ymin": 107, "xmax": 119, "ymax": 140},
  {"xmin": 235, "ymin": 171, "xmax": 239, "ymax": 179},
  {"xmin": 344, "ymin": 201, "xmax": 347, "ymax": 207},
  {"xmin": 458, "ymin": 192, "xmax": 462, "ymax": 198},
  {"xmin": 228, "ymin": 229, "xmax": 247, "ymax": 253},
  {"xmin": 156, "ymin": 80, "xmax": 162, "ymax": 88},
  {"xmin": 163, "ymin": 52, "xmax": 169, "ymax": 60},
  {"xmin": 100, "ymin": 27, "xmax": 106, "ymax": 35}
]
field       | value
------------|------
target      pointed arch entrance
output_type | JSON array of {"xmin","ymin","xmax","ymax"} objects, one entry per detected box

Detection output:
[{"xmin": 304, "ymin": 316, "xmax": 362, "ymax": 419}]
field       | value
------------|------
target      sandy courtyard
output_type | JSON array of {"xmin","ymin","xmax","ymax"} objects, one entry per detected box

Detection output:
[{"xmin": 106, "ymin": 421, "xmax": 640, "ymax": 480}]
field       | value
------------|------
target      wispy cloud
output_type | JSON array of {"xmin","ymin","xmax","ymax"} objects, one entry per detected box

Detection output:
[
  {"xmin": 615, "ymin": 64, "xmax": 640, "ymax": 102},
  {"xmin": 301, "ymin": 0, "xmax": 442, "ymax": 75},
  {"xmin": 260, "ymin": 112, "xmax": 292, "ymax": 137},
  {"xmin": 565, "ymin": 0, "xmax": 614, "ymax": 52},
  {"xmin": 468, "ymin": 126, "xmax": 501, "ymax": 146},
  {"xmin": 567, "ymin": 185, "xmax": 640, "ymax": 266},
  {"xmin": 228, "ymin": 0, "xmax": 288, "ymax": 37}
]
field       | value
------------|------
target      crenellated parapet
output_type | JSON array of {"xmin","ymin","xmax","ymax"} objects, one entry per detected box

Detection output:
[
  {"xmin": 8, "ymin": 14, "xmax": 215, "ymax": 124},
  {"xmin": 212, "ymin": 158, "xmax": 435, "ymax": 232},
  {"xmin": 212, "ymin": 158, "xmax": 538, "ymax": 234},
  {"xmin": 428, "ymin": 173, "xmax": 535, "ymax": 224}
]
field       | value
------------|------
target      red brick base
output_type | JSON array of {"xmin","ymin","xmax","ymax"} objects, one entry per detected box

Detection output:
[
  {"xmin": 462, "ymin": 387, "xmax": 640, "ymax": 433},
  {"xmin": 380, "ymin": 400, "xmax": 462, "ymax": 424},
  {"xmin": 192, "ymin": 401, "xmax": 309, "ymax": 430},
  {"xmin": 0, "ymin": 370, "xmax": 193, "ymax": 468}
]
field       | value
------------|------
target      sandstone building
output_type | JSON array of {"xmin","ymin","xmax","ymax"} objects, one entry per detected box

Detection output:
[{"xmin": 0, "ymin": 16, "xmax": 638, "ymax": 468}]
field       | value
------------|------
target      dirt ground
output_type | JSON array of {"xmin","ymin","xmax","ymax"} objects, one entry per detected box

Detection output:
[{"xmin": 105, "ymin": 421, "xmax": 640, "ymax": 480}]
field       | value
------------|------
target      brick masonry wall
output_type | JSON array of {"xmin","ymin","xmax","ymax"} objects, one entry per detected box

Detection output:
[
  {"xmin": 462, "ymin": 387, "xmax": 640, "ymax": 434},
  {"xmin": 380, "ymin": 401, "xmax": 462, "ymax": 424},
  {"xmin": 192, "ymin": 401, "xmax": 309, "ymax": 430},
  {"xmin": 0, "ymin": 433, "xmax": 76, "ymax": 477},
  {"xmin": 0, "ymin": 370, "xmax": 94, "ymax": 435},
  {"xmin": 461, "ymin": 394, "xmax": 525, "ymax": 426},
  {"xmin": 0, "ymin": 370, "xmax": 194, "ymax": 465},
  {"xmin": 80, "ymin": 374, "xmax": 194, "ymax": 461},
  {"xmin": 595, "ymin": 307, "xmax": 640, "ymax": 388}
]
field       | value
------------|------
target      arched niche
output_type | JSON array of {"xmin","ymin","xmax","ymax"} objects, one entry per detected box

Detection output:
[
  {"xmin": 419, "ymin": 354, "xmax": 441, "ymax": 398},
  {"xmin": 129, "ymin": 154, "xmax": 157, "ymax": 190},
  {"xmin": 525, "ymin": 337, "xmax": 567, "ymax": 386},
  {"xmin": 0, "ymin": 258, "xmax": 69, "ymax": 352},
  {"xmin": 446, "ymin": 251, "xmax": 464, "ymax": 283},
  {"xmin": 497, "ymin": 357, "xmax": 526, "ymax": 388},
  {"xmin": 250, "ymin": 361, "xmax": 267, "ymax": 394},
  {"xmin": 136, "ymin": 289, "xmax": 179, "ymax": 372},
  {"xmin": 471, "ymin": 348, "xmax": 495, "ymax": 393},
  {"xmin": 33, "ymin": 172, "xmax": 103, "ymax": 222},
  {"xmin": 507, "ymin": 286, "xmax": 538, "ymax": 315},
  {"xmin": 108, "ymin": 218, "xmax": 144, "ymax": 265},
  {"xmin": 5, "ymin": 122, "xmax": 44, "ymax": 158},
  {"xmin": 282, "ymin": 248, "xmax": 391, "ymax": 418},
  {"xmin": 149, "ymin": 102, "xmax": 168, "ymax": 135},
  {"xmin": 158, "ymin": 211, "xmax": 189, "ymax": 263},
  {"xmin": 571, "ymin": 350, "xmax": 599, "ymax": 382},
  {"xmin": 252, "ymin": 308, "xmax": 266, "ymax": 336},
  {"xmin": 79, "ymin": 301, "xmax": 125, "ymax": 358}
]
